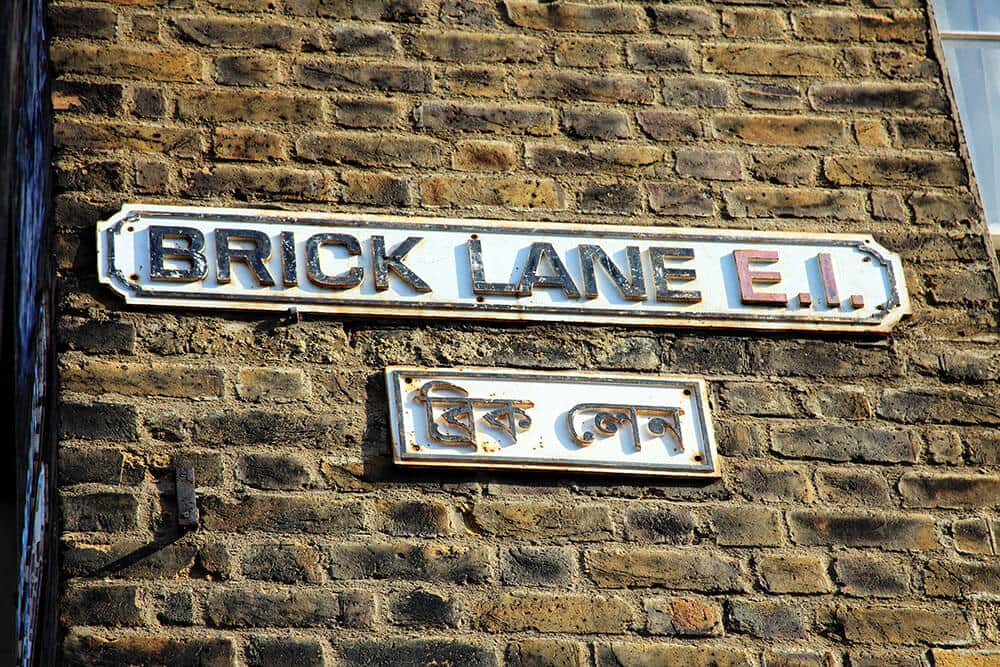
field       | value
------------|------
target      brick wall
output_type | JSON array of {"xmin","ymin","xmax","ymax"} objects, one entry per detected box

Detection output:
[{"xmin": 50, "ymin": 0, "xmax": 1000, "ymax": 665}]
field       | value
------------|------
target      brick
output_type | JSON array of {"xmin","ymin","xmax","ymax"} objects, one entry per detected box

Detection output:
[
  {"xmin": 295, "ymin": 59, "xmax": 430, "ymax": 92},
  {"xmin": 479, "ymin": 592, "xmax": 633, "ymax": 633},
  {"xmin": 834, "ymin": 554, "xmax": 910, "ymax": 597},
  {"xmin": 900, "ymin": 473, "xmax": 1000, "ymax": 509},
  {"xmin": 506, "ymin": 639, "xmax": 586, "ymax": 667},
  {"xmin": 186, "ymin": 165, "xmax": 329, "ymax": 200},
  {"xmin": 502, "ymin": 546, "xmax": 576, "ymax": 587},
  {"xmin": 751, "ymin": 152, "xmax": 816, "ymax": 185},
  {"xmin": 772, "ymin": 424, "xmax": 917, "ymax": 463},
  {"xmin": 471, "ymin": 501, "xmax": 613, "ymax": 541},
  {"xmin": 328, "ymin": 542, "xmax": 492, "ymax": 583},
  {"xmin": 416, "ymin": 101, "xmax": 555, "ymax": 135},
  {"xmin": 440, "ymin": 0, "xmax": 498, "ymax": 27},
  {"xmin": 55, "ymin": 158, "xmax": 124, "ymax": 193},
  {"xmin": 132, "ymin": 88, "xmax": 166, "ymax": 119},
  {"xmin": 207, "ymin": 0, "xmax": 276, "ymax": 10},
  {"xmin": 343, "ymin": 171, "xmax": 412, "ymax": 206},
  {"xmin": 650, "ymin": 6, "xmax": 716, "ymax": 35},
  {"xmin": 62, "ymin": 538, "xmax": 229, "ymax": 579},
  {"xmin": 895, "ymin": 117, "xmax": 956, "ymax": 149},
  {"xmin": 51, "ymin": 44, "xmax": 202, "ymax": 82},
  {"xmin": 421, "ymin": 175, "xmax": 564, "ymax": 209},
  {"xmin": 54, "ymin": 121, "xmax": 202, "ymax": 159},
  {"xmin": 206, "ymin": 588, "xmax": 340, "ymax": 627},
  {"xmin": 60, "ymin": 447, "xmax": 145, "ymax": 486},
  {"xmin": 752, "ymin": 340, "xmax": 902, "ymax": 378},
  {"xmin": 809, "ymin": 82, "xmax": 947, "ymax": 112},
  {"xmin": 51, "ymin": 81, "xmax": 123, "ymax": 116},
  {"xmin": 757, "ymin": 555, "xmax": 833, "ymax": 594},
  {"xmin": 876, "ymin": 47, "xmax": 938, "ymax": 80},
  {"xmin": 879, "ymin": 389, "xmax": 1000, "ymax": 426},
  {"xmin": 714, "ymin": 114, "xmax": 847, "ymax": 147},
  {"xmin": 587, "ymin": 548, "xmax": 747, "ymax": 592},
  {"xmin": 562, "ymin": 108, "xmax": 630, "ymax": 140},
  {"xmin": 526, "ymin": 143, "xmax": 660, "ymax": 175},
  {"xmin": 739, "ymin": 84, "xmax": 802, "ymax": 110},
  {"xmin": 626, "ymin": 41, "xmax": 694, "ymax": 72},
  {"xmin": 648, "ymin": 183, "xmax": 714, "ymax": 217},
  {"xmin": 927, "ymin": 271, "xmax": 997, "ymax": 305},
  {"xmin": 825, "ymin": 155, "xmax": 965, "ymax": 186},
  {"xmin": 838, "ymin": 605, "xmax": 972, "ymax": 645},
  {"xmin": 134, "ymin": 158, "xmax": 171, "ymax": 194},
  {"xmin": 636, "ymin": 111, "xmax": 702, "ymax": 141},
  {"xmin": 331, "ymin": 24, "xmax": 399, "ymax": 55},
  {"xmin": 235, "ymin": 453, "xmax": 312, "ymax": 490},
  {"xmin": 63, "ymin": 632, "xmax": 236, "ymax": 667},
  {"xmin": 814, "ymin": 468, "xmax": 891, "ymax": 505},
  {"xmin": 721, "ymin": 382, "xmax": 797, "ymax": 417},
  {"xmin": 178, "ymin": 90, "xmax": 321, "ymax": 123},
  {"xmin": 645, "ymin": 597, "xmax": 723, "ymax": 637},
  {"xmin": 286, "ymin": 0, "xmax": 428, "ymax": 21},
  {"xmin": 733, "ymin": 186, "xmax": 867, "ymax": 219},
  {"xmin": 855, "ymin": 119, "xmax": 891, "ymax": 147},
  {"xmin": 338, "ymin": 639, "xmax": 496, "ymax": 667},
  {"xmin": 241, "ymin": 543, "xmax": 325, "ymax": 583},
  {"xmin": 131, "ymin": 13, "xmax": 159, "ymax": 41},
  {"xmin": 580, "ymin": 183, "xmax": 641, "ymax": 214},
  {"xmin": 442, "ymin": 66, "xmax": 506, "ymax": 97},
  {"xmin": 62, "ymin": 585, "xmax": 145, "ymax": 627},
  {"xmin": 926, "ymin": 430, "xmax": 965, "ymax": 465},
  {"xmin": 214, "ymin": 55, "xmax": 282, "ymax": 86},
  {"xmin": 676, "ymin": 148, "xmax": 742, "ymax": 181},
  {"xmin": 736, "ymin": 464, "xmax": 813, "ymax": 503},
  {"xmin": 194, "ymin": 409, "xmax": 348, "ymax": 446},
  {"xmin": 390, "ymin": 589, "xmax": 460, "ymax": 628},
  {"xmin": 704, "ymin": 44, "xmax": 840, "ymax": 76},
  {"xmin": 804, "ymin": 386, "xmax": 873, "ymax": 420},
  {"xmin": 60, "ymin": 401, "xmax": 139, "ymax": 442},
  {"xmin": 662, "ymin": 77, "xmax": 730, "ymax": 108},
  {"xmin": 940, "ymin": 350, "xmax": 1000, "ymax": 383},
  {"xmin": 517, "ymin": 70, "xmax": 653, "ymax": 104},
  {"xmin": 595, "ymin": 643, "xmax": 749, "ymax": 667},
  {"xmin": 728, "ymin": 600, "xmax": 807, "ymax": 639},
  {"xmin": 453, "ymin": 140, "xmax": 517, "ymax": 171},
  {"xmin": 174, "ymin": 17, "xmax": 317, "ymax": 50},
  {"xmin": 793, "ymin": 10, "xmax": 925, "ymax": 42},
  {"xmin": 504, "ymin": 1, "xmax": 646, "ymax": 33},
  {"xmin": 155, "ymin": 590, "xmax": 194, "ymax": 626},
  {"xmin": 555, "ymin": 38, "xmax": 622, "ymax": 68},
  {"xmin": 722, "ymin": 8, "xmax": 787, "ymax": 38},
  {"xmin": 925, "ymin": 559, "xmax": 1000, "ymax": 597},
  {"xmin": 235, "ymin": 367, "xmax": 308, "ymax": 402},
  {"xmin": 711, "ymin": 507, "xmax": 785, "ymax": 547},
  {"xmin": 62, "ymin": 360, "xmax": 223, "ymax": 398},
  {"xmin": 340, "ymin": 591, "xmax": 376, "ymax": 629},
  {"xmin": 377, "ymin": 500, "xmax": 452, "ymax": 536},
  {"xmin": 298, "ymin": 131, "xmax": 444, "ymax": 167},
  {"xmin": 412, "ymin": 30, "xmax": 542, "ymax": 62},
  {"xmin": 932, "ymin": 651, "xmax": 1000, "ymax": 667},
  {"xmin": 788, "ymin": 510, "xmax": 937, "ymax": 550},
  {"xmin": 624, "ymin": 507, "xmax": 695, "ymax": 544},
  {"xmin": 213, "ymin": 128, "xmax": 286, "ymax": 162},
  {"xmin": 245, "ymin": 637, "xmax": 325, "ymax": 667},
  {"xmin": 333, "ymin": 98, "xmax": 401, "ymax": 128},
  {"xmin": 201, "ymin": 495, "xmax": 364, "ymax": 533},
  {"xmin": 50, "ymin": 6, "xmax": 117, "ymax": 39}
]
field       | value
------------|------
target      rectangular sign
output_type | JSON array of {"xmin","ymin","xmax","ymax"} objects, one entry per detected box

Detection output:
[
  {"xmin": 385, "ymin": 366, "xmax": 719, "ymax": 478},
  {"xmin": 98, "ymin": 204, "xmax": 909, "ymax": 332}
]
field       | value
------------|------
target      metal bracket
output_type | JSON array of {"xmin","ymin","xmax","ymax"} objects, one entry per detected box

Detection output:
[{"xmin": 175, "ymin": 467, "xmax": 200, "ymax": 529}]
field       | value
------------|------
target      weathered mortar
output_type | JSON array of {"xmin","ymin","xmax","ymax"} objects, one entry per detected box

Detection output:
[{"xmin": 49, "ymin": 0, "xmax": 1000, "ymax": 664}]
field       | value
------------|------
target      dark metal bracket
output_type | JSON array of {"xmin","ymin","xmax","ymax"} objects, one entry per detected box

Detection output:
[{"xmin": 175, "ymin": 466, "xmax": 200, "ymax": 529}]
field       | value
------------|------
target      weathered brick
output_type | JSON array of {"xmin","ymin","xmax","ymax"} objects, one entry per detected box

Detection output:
[
  {"xmin": 793, "ymin": 10, "xmax": 925, "ymax": 42},
  {"xmin": 298, "ymin": 131, "xmax": 444, "ymax": 167},
  {"xmin": 580, "ymin": 183, "xmax": 641, "ymax": 214},
  {"xmin": 331, "ymin": 24, "xmax": 399, "ymax": 55},
  {"xmin": 155, "ymin": 590, "xmax": 194, "ymax": 626},
  {"xmin": 587, "ymin": 548, "xmax": 747, "ymax": 592},
  {"xmin": 412, "ymin": 30, "xmax": 542, "ymax": 62},
  {"xmin": 235, "ymin": 453, "xmax": 312, "ymax": 490},
  {"xmin": 636, "ymin": 111, "xmax": 702, "ymax": 141},
  {"xmin": 925, "ymin": 559, "xmax": 1000, "ymax": 597},
  {"xmin": 662, "ymin": 77, "xmax": 730, "ymax": 108},
  {"xmin": 206, "ymin": 588, "xmax": 340, "ymax": 627},
  {"xmin": 416, "ymin": 101, "xmax": 555, "ymax": 135},
  {"xmin": 133, "ymin": 158, "xmax": 171, "ymax": 194},
  {"xmin": 343, "ymin": 171, "xmax": 412, "ymax": 206},
  {"xmin": 648, "ymin": 183, "xmax": 714, "ymax": 217},
  {"xmin": 51, "ymin": 43, "xmax": 202, "ymax": 82},
  {"xmin": 442, "ymin": 65, "xmax": 506, "ymax": 97},
  {"xmin": 879, "ymin": 389, "xmax": 1000, "ymax": 426},
  {"xmin": 62, "ymin": 360, "xmax": 223, "ymax": 398},
  {"xmin": 62, "ymin": 538, "xmax": 229, "ymax": 579},
  {"xmin": 757, "ymin": 554, "xmax": 833, "ymax": 594},
  {"xmin": 676, "ymin": 148, "xmax": 743, "ymax": 181},
  {"xmin": 377, "ymin": 500, "xmax": 452, "ymax": 536},
  {"xmin": 62, "ymin": 585, "xmax": 145, "ymax": 627},
  {"xmin": 736, "ymin": 464, "xmax": 814, "ymax": 503},
  {"xmin": 814, "ymin": 468, "xmax": 891, "ymax": 506},
  {"xmin": 825, "ymin": 155, "xmax": 965, "ymax": 186},
  {"xmin": 927, "ymin": 271, "xmax": 998, "ymax": 305},
  {"xmin": 338, "ymin": 639, "xmax": 496, "ymax": 667},
  {"xmin": 453, "ymin": 140, "xmax": 517, "ymax": 171},
  {"xmin": 132, "ymin": 88, "xmax": 165, "ymax": 119},
  {"xmin": 953, "ymin": 519, "xmax": 998, "ymax": 556},
  {"xmin": 895, "ymin": 117, "xmax": 957, "ymax": 150},
  {"xmin": 185, "ymin": 165, "xmax": 330, "ymax": 200},
  {"xmin": 788, "ymin": 510, "xmax": 938, "ymax": 550},
  {"xmin": 721, "ymin": 382, "xmax": 797, "ymax": 417},
  {"xmin": 328, "ymin": 542, "xmax": 492, "ymax": 583},
  {"xmin": 286, "ymin": 0, "xmax": 427, "ymax": 21},
  {"xmin": 60, "ymin": 447, "xmax": 145, "ymax": 486},
  {"xmin": 178, "ymin": 90, "xmax": 321, "ymax": 122},
  {"xmin": 751, "ymin": 152, "xmax": 817, "ymax": 185},
  {"xmin": 809, "ymin": 82, "xmax": 947, "ymax": 112},
  {"xmin": 645, "ymin": 597, "xmax": 724, "ymax": 637},
  {"xmin": 235, "ymin": 367, "xmax": 308, "ymax": 402},
  {"xmin": 595, "ymin": 643, "xmax": 749, "ymax": 667},
  {"xmin": 241, "ymin": 543, "xmax": 325, "ymax": 583},
  {"xmin": 55, "ymin": 121, "xmax": 202, "ymax": 158},
  {"xmin": 722, "ymin": 8, "xmax": 787, "ymax": 38},
  {"xmin": 626, "ymin": 41, "xmax": 694, "ymax": 72},
  {"xmin": 201, "ymin": 495, "xmax": 364, "ymax": 533},
  {"xmin": 471, "ymin": 501, "xmax": 613, "ymax": 541},
  {"xmin": 480, "ymin": 592, "xmax": 633, "ymax": 633},
  {"xmin": 739, "ymin": 84, "xmax": 802, "ymax": 110},
  {"xmin": 56, "ymin": 158, "xmax": 125, "ymax": 192},
  {"xmin": 440, "ymin": 0, "xmax": 498, "ymax": 27},
  {"xmin": 63, "ymin": 632, "xmax": 236, "ymax": 667},
  {"xmin": 213, "ymin": 55, "xmax": 282, "ymax": 86},
  {"xmin": 715, "ymin": 114, "xmax": 847, "ymax": 147},
  {"xmin": 877, "ymin": 47, "xmax": 938, "ymax": 80},
  {"xmin": 704, "ymin": 44, "xmax": 841, "ymax": 76},
  {"xmin": 52, "ymin": 81, "xmax": 123, "ymax": 116},
  {"xmin": 50, "ymin": 6, "xmax": 117, "ymax": 39},
  {"xmin": 730, "ymin": 186, "xmax": 866, "ymax": 219},
  {"xmin": 60, "ymin": 401, "xmax": 139, "ymax": 442},
  {"xmin": 838, "ymin": 605, "xmax": 973, "ymax": 645},
  {"xmin": 504, "ymin": 1, "xmax": 647, "ymax": 33},
  {"xmin": 245, "ymin": 637, "xmax": 325, "ymax": 667},
  {"xmin": 295, "ymin": 59, "xmax": 430, "ymax": 92},
  {"xmin": 388, "ymin": 589, "xmax": 459, "ymax": 628},
  {"xmin": 421, "ymin": 175, "xmax": 564, "ymax": 209},
  {"xmin": 752, "ymin": 340, "xmax": 902, "ymax": 378},
  {"xmin": 932, "ymin": 650, "xmax": 1000, "ymax": 667},
  {"xmin": 526, "ymin": 143, "xmax": 661, "ymax": 175},
  {"xmin": 772, "ymin": 423, "xmax": 918, "ymax": 463},
  {"xmin": 834, "ymin": 553, "xmax": 910, "ymax": 597},
  {"xmin": 517, "ymin": 70, "xmax": 653, "ymax": 104},
  {"xmin": 213, "ymin": 128, "xmax": 287, "ymax": 162},
  {"xmin": 712, "ymin": 507, "xmax": 785, "ymax": 547},
  {"xmin": 502, "ymin": 546, "xmax": 576, "ymax": 587},
  {"xmin": 506, "ymin": 639, "xmax": 586, "ymax": 667},
  {"xmin": 555, "ymin": 38, "xmax": 623, "ymax": 68},
  {"xmin": 562, "ymin": 107, "xmax": 630, "ymax": 140},
  {"xmin": 728, "ymin": 600, "xmax": 807, "ymax": 639},
  {"xmin": 174, "ymin": 17, "xmax": 318, "ymax": 50},
  {"xmin": 333, "ymin": 97, "xmax": 401, "ymax": 128},
  {"xmin": 624, "ymin": 507, "xmax": 695, "ymax": 544},
  {"xmin": 804, "ymin": 385, "xmax": 873, "ymax": 420},
  {"xmin": 900, "ymin": 472, "xmax": 1000, "ymax": 509},
  {"xmin": 651, "ymin": 6, "xmax": 717, "ymax": 36},
  {"xmin": 194, "ymin": 409, "xmax": 350, "ymax": 446}
]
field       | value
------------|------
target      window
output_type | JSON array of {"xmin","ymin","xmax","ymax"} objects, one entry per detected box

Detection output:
[{"xmin": 934, "ymin": 0, "xmax": 1000, "ymax": 244}]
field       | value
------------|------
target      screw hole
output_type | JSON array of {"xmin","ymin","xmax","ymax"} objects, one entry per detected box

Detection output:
[
  {"xmin": 683, "ymin": 389, "xmax": 692, "ymax": 396},
  {"xmin": 863, "ymin": 257, "xmax": 871, "ymax": 262},
  {"xmin": 405, "ymin": 377, "xmax": 413, "ymax": 384},
  {"xmin": 693, "ymin": 454, "xmax": 703, "ymax": 462},
  {"xmin": 470, "ymin": 234, "xmax": 479, "ymax": 240},
  {"xmin": 476, "ymin": 296, "xmax": 485, "ymax": 303},
  {"xmin": 126, "ymin": 226, "xmax": 134, "ymax": 232},
  {"xmin": 129, "ymin": 273, "xmax": 139, "ymax": 281}
]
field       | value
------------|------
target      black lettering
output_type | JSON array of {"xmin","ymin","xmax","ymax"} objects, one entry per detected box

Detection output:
[
  {"xmin": 371, "ymin": 236, "xmax": 431, "ymax": 293},
  {"xmin": 215, "ymin": 228, "xmax": 275, "ymax": 286},
  {"xmin": 579, "ymin": 244, "xmax": 646, "ymax": 301},
  {"xmin": 148, "ymin": 225, "xmax": 208, "ymax": 282},
  {"xmin": 516, "ymin": 242, "xmax": 581, "ymax": 299},
  {"xmin": 305, "ymin": 233, "xmax": 363, "ymax": 289}
]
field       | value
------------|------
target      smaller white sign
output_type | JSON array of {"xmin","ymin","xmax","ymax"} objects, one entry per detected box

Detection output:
[{"xmin": 386, "ymin": 366, "xmax": 719, "ymax": 478}]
